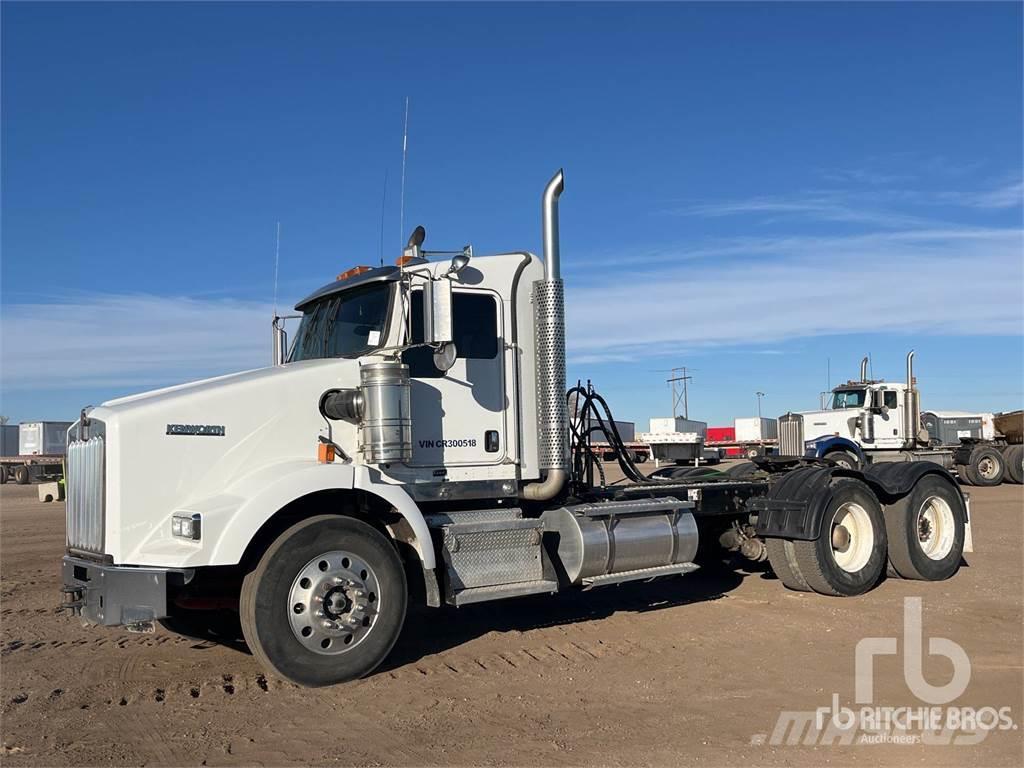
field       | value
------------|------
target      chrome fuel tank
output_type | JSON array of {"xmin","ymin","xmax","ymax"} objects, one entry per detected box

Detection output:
[{"xmin": 541, "ymin": 497, "xmax": 698, "ymax": 585}]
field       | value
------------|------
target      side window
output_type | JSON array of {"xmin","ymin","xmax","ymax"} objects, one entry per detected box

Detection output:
[
  {"xmin": 403, "ymin": 291, "xmax": 499, "ymax": 378},
  {"xmin": 884, "ymin": 391, "xmax": 898, "ymax": 409}
]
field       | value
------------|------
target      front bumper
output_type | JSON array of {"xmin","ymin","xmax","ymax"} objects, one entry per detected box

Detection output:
[{"xmin": 61, "ymin": 555, "xmax": 187, "ymax": 627}]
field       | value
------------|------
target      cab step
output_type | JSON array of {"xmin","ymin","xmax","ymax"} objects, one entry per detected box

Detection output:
[
  {"xmin": 581, "ymin": 562, "xmax": 699, "ymax": 589},
  {"xmin": 434, "ymin": 513, "xmax": 558, "ymax": 606}
]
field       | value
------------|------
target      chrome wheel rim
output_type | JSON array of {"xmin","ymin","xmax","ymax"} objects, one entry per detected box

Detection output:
[
  {"xmin": 917, "ymin": 495, "xmax": 955, "ymax": 560},
  {"xmin": 288, "ymin": 550, "xmax": 380, "ymax": 655},
  {"xmin": 830, "ymin": 502, "xmax": 874, "ymax": 573}
]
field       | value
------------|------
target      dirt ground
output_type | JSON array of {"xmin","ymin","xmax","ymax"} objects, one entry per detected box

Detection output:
[{"xmin": 2, "ymin": 471, "xmax": 1022, "ymax": 767}]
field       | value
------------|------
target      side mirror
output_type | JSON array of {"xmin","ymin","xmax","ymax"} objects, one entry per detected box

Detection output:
[
  {"xmin": 422, "ymin": 278, "xmax": 453, "ymax": 345},
  {"xmin": 433, "ymin": 343, "xmax": 457, "ymax": 372},
  {"xmin": 870, "ymin": 390, "xmax": 888, "ymax": 412}
]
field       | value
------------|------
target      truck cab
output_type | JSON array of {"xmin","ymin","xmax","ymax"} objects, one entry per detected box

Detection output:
[{"xmin": 779, "ymin": 354, "xmax": 923, "ymax": 468}]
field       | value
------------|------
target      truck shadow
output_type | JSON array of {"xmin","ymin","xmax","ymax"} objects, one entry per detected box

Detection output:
[{"xmin": 380, "ymin": 561, "xmax": 757, "ymax": 673}]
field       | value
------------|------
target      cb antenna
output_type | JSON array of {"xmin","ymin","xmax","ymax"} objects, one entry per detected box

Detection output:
[
  {"xmin": 399, "ymin": 96, "xmax": 409, "ymax": 249},
  {"xmin": 272, "ymin": 221, "xmax": 281, "ymax": 318},
  {"xmin": 379, "ymin": 168, "xmax": 389, "ymax": 267}
]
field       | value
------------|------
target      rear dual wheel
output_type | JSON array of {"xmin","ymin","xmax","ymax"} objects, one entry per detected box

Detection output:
[
  {"xmin": 768, "ymin": 479, "xmax": 887, "ymax": 596},
  {"xmin": 885, "ymin": 475, "xmax": 965, "ymax": 581},
  {"xmin": 957, "ymin": 445, "xmax": 1005, "ymax": 486},
  {"xmin": 240, "ymin": 515, "xmax": 407, "ymax": 687},
  {"xmin": 1002, "ymin": 445, "xmax": 1023, "ymax": 484}
]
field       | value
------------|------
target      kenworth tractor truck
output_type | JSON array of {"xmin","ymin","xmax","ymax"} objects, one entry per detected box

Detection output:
[
  {"xmin": 778, "ymin": 354, "xmax": 1016, "ymax": 486},
  {"xmin": 61, "ymin": 172, "xmax": 973, "ymax": 687}
]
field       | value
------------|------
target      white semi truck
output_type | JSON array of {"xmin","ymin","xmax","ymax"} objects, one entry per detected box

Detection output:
[
  {"xmin": 62, "ymin": 172, "xmax": 973, "ymax": 687},
  {"xmin": 778, "ymin": 354, "xmax": 1020, "ymax": 486}
]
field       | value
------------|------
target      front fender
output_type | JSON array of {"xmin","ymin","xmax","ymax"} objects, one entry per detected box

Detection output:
[
  {"xmin": 126, "ymin": 461, "xmax": 435, "ymax": 569},
  {"xmin": 809, "ymin": 436, "xmax": 866, "ymax": 464}
]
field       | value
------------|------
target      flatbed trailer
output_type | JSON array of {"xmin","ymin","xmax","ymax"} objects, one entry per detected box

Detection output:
[
  {"xmin": 705, "ymin": 438, "xmax": 778, "ymax": 459},
  {"xmin": 0, "ymin": 455, "xmax": 64, "ymax": 485},
  {"xmin": 583, "ymin": 441, "xmax": 652, "ymax": 463}
]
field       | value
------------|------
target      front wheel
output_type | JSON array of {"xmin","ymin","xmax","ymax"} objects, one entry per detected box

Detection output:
[
  {"xmin": 240, "ymin": 515, "xmax": 407, "ymax": 687},
  {"xmin": 825, "ymin": 450, "xmax": 860, "ymax": 470}
]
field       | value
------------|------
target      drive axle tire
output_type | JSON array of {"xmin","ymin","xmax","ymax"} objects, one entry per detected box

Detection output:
[
  {"xmin": 885, "ymin": 475, "xmax": 965, "ymax": 581},
  {"xmin": 1003, "ymin": 445, "xmax": 1023, "ymax": 484},
  {"xmin": 964, "ymin": 445, "xmax": 1005, "ymax": 487},
  {"xmin": 725, "ymin": 461, "xmax": 759, "ymax": 479},
  {"xmin": 0, "ymin": 466, "xmax": 7, "ymax": 484},
  {"xmin": 791, "ymin": 480, "xmax": 887, "ymax": 596},
  {"xmin": 766, "ymin": 538, "xmax": 810, "ymax": 592},
  {"xmin": 955, "ymin": 464, "xmax": 974, "ymax": 486},
  {"xmin": 240, "ymin": 515, "xmax": 407, "ymax": 687},
  {"xmin": 13, "ymin": 466, "xmax": 30, "ymax": 485}
]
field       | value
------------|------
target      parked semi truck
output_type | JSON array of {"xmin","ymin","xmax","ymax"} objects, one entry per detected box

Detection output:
[
  {"xmin": 61, "ymin": 172, "xmax": 972, "ymax": 687},
  {"xmin": 778, "ymin": 355, "xmax": 1021, "ymax": 485}
]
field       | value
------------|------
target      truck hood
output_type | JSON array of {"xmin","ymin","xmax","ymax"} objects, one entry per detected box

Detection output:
[
  {"xmin": 794, "ymin": 408, "xmax": 859, "ymax": 441},
  {"xmin": 82, "ymin": 357, "xmax": 365, "ymax": 564}
]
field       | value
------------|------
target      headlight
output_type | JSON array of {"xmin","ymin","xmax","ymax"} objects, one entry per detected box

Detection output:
[{"xmin": 171, "ymin": 514, "xmax": 201, "ymax": 541}]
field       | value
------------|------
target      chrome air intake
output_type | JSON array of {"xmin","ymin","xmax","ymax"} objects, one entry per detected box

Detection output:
[
  {"xmin": 523, "ymin": 170, "xmax": 568, "ymax": 500},
  {"xmin": 359, "ymin": 361, "xmax": 412, "ymax": 463}
]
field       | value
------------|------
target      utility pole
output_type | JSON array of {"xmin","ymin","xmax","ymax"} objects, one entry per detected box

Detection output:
[
  {"xmin": 756, "ymin": 391, "xmax": 765, "ymax": 419},
  {"xmin": 667, "ymin": 367, "xmax": 693, "ymax": 419}
]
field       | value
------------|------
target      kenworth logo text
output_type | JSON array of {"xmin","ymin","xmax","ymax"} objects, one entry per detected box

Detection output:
[
  {"xmin": 166, "ymin": 424, "xmax": 226, "ymax": 437},
  {"xmin": 419, "ymin": 438, "xmax": 477, "ymax": 449}
]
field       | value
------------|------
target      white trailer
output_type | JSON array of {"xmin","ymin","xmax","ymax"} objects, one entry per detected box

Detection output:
[{"xmin": 61, "ymin": 172, "xmax": 973, "ymax": 687}]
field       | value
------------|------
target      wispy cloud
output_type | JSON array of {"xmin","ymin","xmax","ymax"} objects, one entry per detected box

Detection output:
[
  {"xmin": 1, "ymin": 294, "xmax": 273, "ymax": 390},
  {"xmin": 671, "ymin": 193, "xmax": 932, "ymax": 229},
  {"xmin": 565, "ymin": 226, "xmax": 1023, "ymax": 363}
]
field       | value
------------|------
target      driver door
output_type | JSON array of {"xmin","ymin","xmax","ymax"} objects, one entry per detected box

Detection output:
[{"xmin": 402, "ymin": 288, "xmax": 507, "ymax": 468}]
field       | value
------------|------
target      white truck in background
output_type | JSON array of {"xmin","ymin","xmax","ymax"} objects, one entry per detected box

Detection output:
[
  {"xmin": 779, "ymin": 354, "xmax": 1023, "ymax": 486},
  {"xmin": 61, "ymin": 172, "xmax": 973, "ymax": 687}
]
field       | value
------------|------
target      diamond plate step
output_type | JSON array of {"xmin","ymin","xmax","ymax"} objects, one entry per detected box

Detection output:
[
  {"xmin": 451, "ymin": 579, "xmax": 559, "ymax": 606},
  {"xmin": 581, "ymin": 562, "xmax": 699, "ymax": 589},
  {"xmin": 425, "ymin": 506, "xmax": 523, "ymax": 528}
]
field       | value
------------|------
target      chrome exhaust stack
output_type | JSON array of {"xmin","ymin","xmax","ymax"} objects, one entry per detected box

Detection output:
[
  {"xmin": 904, "ymin": 350, "xmax": 921, "ymax": 446},
  {"xmin": 860, "ymin": 356, "xmax": 869, "ymax": 382},
  {"xmin": 523, "ymin": 170, "xmax": 569, "ymax": 501}
]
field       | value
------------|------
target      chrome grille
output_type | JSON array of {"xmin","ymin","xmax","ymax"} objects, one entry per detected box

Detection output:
[
  {"xmin": 778, "ymin": 414, "xmax": 804, "ymax": 457},
  {"xmin": 66, "ymin": 436, "xmax": 105, "ymax": 554}
]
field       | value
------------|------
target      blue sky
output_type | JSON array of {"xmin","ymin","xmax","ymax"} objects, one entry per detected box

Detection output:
[{"xmin": 2, "ymin": 2, "xmax": 1022, "ymax": 428}]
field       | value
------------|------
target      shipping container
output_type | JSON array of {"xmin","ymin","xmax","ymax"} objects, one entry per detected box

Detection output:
[
  {"xmin": 649, "ymin": 417, "xmax": 707, "ymax": 437},
  {"xmin": 706, "ymin": 426, "xmax": 735, "ymax": 443},
  {"xmin": 582, "ymin": 419, "xmax": 635, "ymax": 444},
  {"xmin": 18, "ymin": 421, "xmax": 73, "ymax": 456},
  {"xmin": 921, "ymin": 412, "xmax": 985, "ymax": 446},
  {"xmin": 1, "ymin": 425, "xmax": 19, "ymax": 457},
  {"xmin": 734, "ymin": 417, "xmax": 778, "ymax": 443}
]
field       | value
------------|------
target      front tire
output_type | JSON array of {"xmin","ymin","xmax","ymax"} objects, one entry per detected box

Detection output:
[
  {"xmin": 885, "ymin": 475, "xmax": 965, "ymax": 581},
  {"xmin": 825, "ymin": 450, "xmax": 860, "ymax": 470},
  {"xmin": 791, "ymin": 479, "xmax": 887, "ymax": 596},
  {"xmin": 240, "ymin": 515, "xmax": 407, "ymax": 687}
]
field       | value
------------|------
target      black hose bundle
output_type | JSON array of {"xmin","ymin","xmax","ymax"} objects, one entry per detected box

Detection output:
[{"xmin": 567, "ymin": 382, "xmax": 651, "ymax": 491}]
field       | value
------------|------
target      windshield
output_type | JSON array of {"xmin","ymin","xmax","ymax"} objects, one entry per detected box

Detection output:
[
  {"xmin": 830, "ymin": 389, "xmax": 866, "ymax": 409},
  {"xmin": 289, "ymin": 283, "xmax": 390, "ymax": 362}
]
